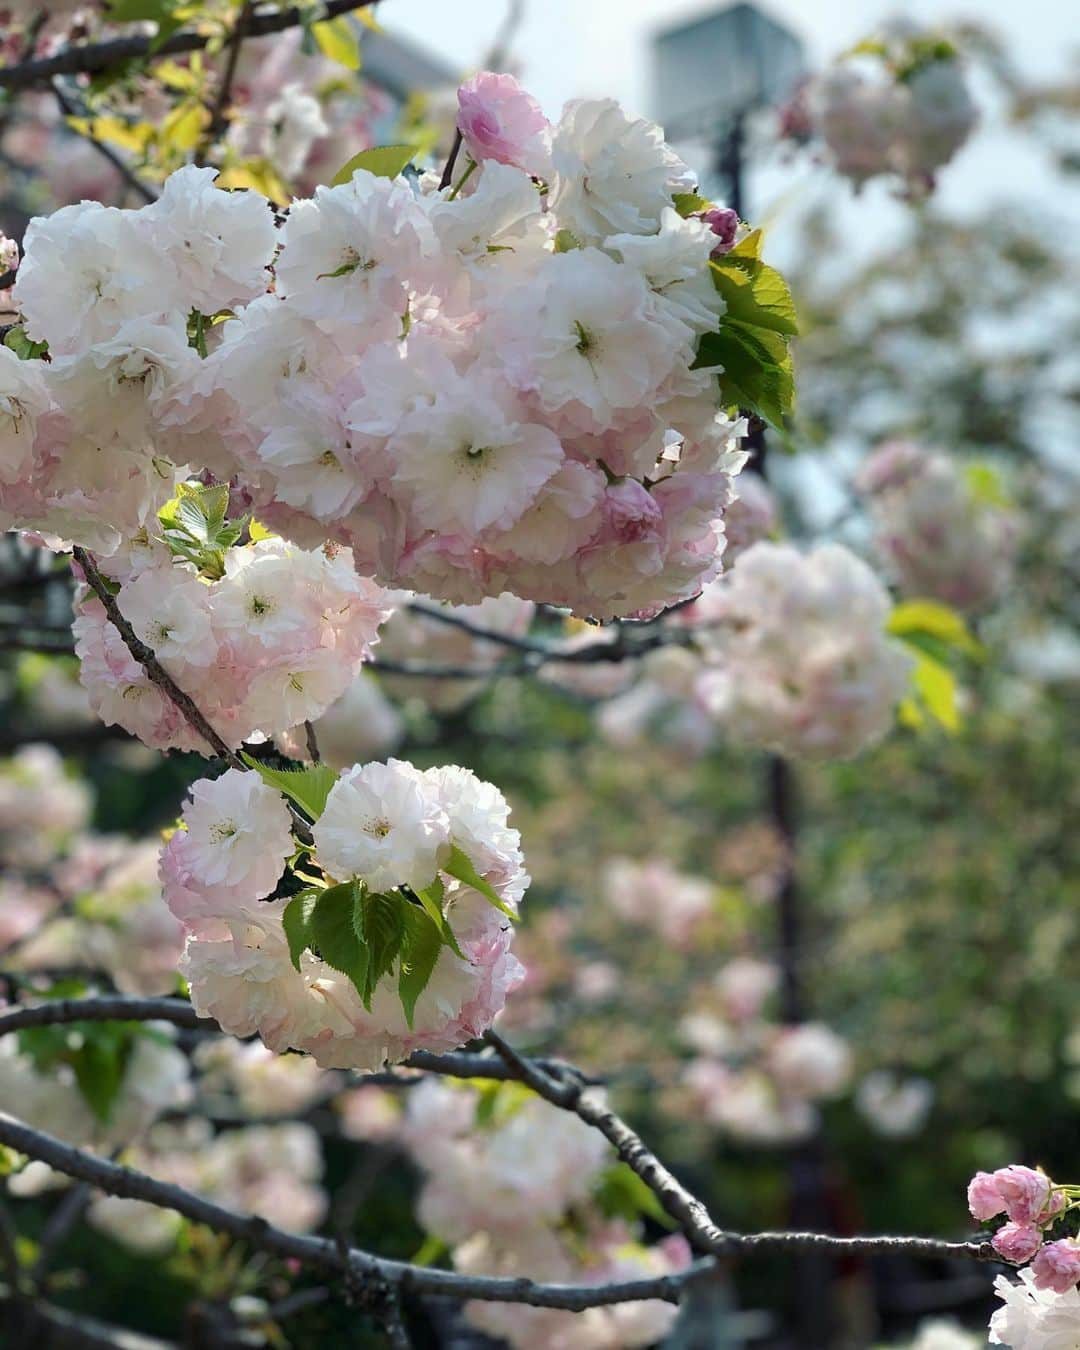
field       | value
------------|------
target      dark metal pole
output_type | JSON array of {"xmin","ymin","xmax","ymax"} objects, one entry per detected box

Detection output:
[{"xmin": 719, "ymin": 114, "xmax": 835, "ymax": 1347}]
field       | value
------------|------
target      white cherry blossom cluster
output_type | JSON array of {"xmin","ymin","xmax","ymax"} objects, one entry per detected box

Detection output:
[
  {"xmin": 72, "ymin": 534, "xmax": 391, "ymax": 753},
  {"xmin": 602, "ymin": 856, "xmax": 715, "ymax": 949},
  {"xmin": 162, "ymin": 759, "xmax": 527, "ymax": 1070},
  {"xmin": 401, "ymin": 1077, "xmax": 691, "ymax": 1350},
  {"xmin": 857, "ymin": 440, "xmax": 1018, "ymax": 612},
  {"xmin": 682, "ymin": 966, "xmax": 853, "ymax": 1147},
  {"xmin": 87, "ymin": 1118, "xmax": 327, "ymax": 1254},
  {"xmin": 810, "ymin": 23, "xmax": 977, "ymax": 194},
  {"xmin": 694, "ymin": 541, "xmax": 914, "ymax": 759},
  {"xmin": 19, "ymin": 836, "xmax": 185, "ymax": 995},
  {"xmin": 1, "ymin": 75, "xmax": 751, "ymax": 621},
  {"xmin": 0, "ymin": 742, "xmax": 91, "ymax": 866}
]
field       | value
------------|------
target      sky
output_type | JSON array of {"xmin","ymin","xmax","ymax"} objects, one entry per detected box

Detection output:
[{"xmin": 375, "ymin": 0, "xmax": 1080, "ymax": 269}]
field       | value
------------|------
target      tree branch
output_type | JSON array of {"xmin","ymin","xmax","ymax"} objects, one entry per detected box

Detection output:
[
  {"xmin": 0, "ymin": 996, "xmax": 996, "ymax": 1270},
  {"xmin": 72, "ymin": 547, "xmax": 243, "ymax": 770},
  {"xmin": 0, "ymin": 1111, "xmax": 713, "ymax": 1309},
  {"xmin": 53, "ymin": 81, "xmax": 158, "ymax": 205},
  {"xmin": 0, "ymin": 0, "xmax": 382, "ymax": 91}
]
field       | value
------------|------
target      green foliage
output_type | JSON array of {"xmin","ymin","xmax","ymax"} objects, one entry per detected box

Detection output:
[
  {"xmin": 398, "ymin": 902, "xmax": 443, "ymax": 1026},
  {"xmin": 594, "ymin": 1163, "xmax": 676, "ymax": 1228},
  {"xmin": 3, "ymin": 326, "xmax": 48, "ymax": 361},
  {"xmin": 443, "ymin": 843, "xmax": 518, "ymax": 920},
  {"xmin": 672, "ymin": 191, "xmax": 712, "ymax": 217},
  {"xmin": 329, "ymin": 144, "xmax": 414, "ymax": 187},
  {"xmin": 157, "ymin": 481, "xmax": 245, "ymax": 579},
  {"xmin": 282, "ymin": 887, "xmax": 321, "ymax": 970},
  {"xmin": 240, "ymin": 754, "xmax": 338, "ymax": 821},
  {"xmin": 889, "ymin": 600, "xmax": 983, "ymax": 733},
  {"xmin": 696, "ymin": 230, "xmax": 799, "ymax": 429},
  {"xmin": 284, "ymin": 877, "xmax": 454, "ymax": 1020},
  {"xmin": 310, "ymin": 14, "xmax": 361, "ymax": 70},
  {"xmin": 553, "ymin": 228, "xmax": 582, "ymax": 252},
  {"xmin": 17, "ymin": 1017, "xmax": 161, "ymax": 1124}
]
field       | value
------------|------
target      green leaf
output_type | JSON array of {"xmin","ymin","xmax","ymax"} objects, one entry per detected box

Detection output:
[
  {"xmin": 413, "ymin": 877, "xmax": 464, "ymax": 959},
  {"xmin": 358, "ymin": 890, "xmax": 406, "ymax": 1007},
  {"xmin": 240, "ymin": 755, "xmax": 338, "ymax": 821},
  {"xmin": 330, "ymin": 144, "xmax": 414, "ymax": 187},
  {"xmin": 888, "ymin": 600, "xmax": 984, "ymax": 661},
  {"xmin": 672, "ymin": 191, "xmax": 712, "ymax": 217},
  {"xmin": 694, "ymin": 322, "xmax": 795, "ymax": 429},
  {"xmin": 3, "ymin": 327, "xmax": 48, "ymax": 361},
  {"xmin": 398, "ymin": 903, "xmax": 443, "ymax": 1027},
  {"xmin": 729, "ymin": 227, "xmax": 765, "ymax": 260},
  {"xmin": 553, "ymin": 228, "xmax": 582, "ymax": 252},
  {"xmin": 911, "ymin": 654, "xmax": 960, "ymax": 733},
  {"xmin": 443, "ymin": 844, "xmax": 517, "ymax": 920},
  {"xmin": 965, "ymin": 462, "xmax": 1010, "ymax": 509},
  {"xmin": 72, "ymin": 1037, "xmax": 134, "ymax": 1125},
  {"xmin": 282, "ymin": 888, "xmax": 321, "ymax": 971},
  {"xmin": 311, "ymin": 14, "xmax": 361, "ymax": 70},
  {"xmin": 309, "ymin": 879, "xmax": 368, "ymax": 996},
  {"xmin": 594, "ymin": 1163, "xmax": 676, "ymax": 1229},
  {"xmin": 709, "ymin": 254, "xmax": 799, "ymax": 337}
]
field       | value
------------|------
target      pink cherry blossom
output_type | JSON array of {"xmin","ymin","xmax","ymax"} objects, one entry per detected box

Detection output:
[
  {"xmin": 1032, "ymin": 1239, "xmax": 1080, "ymax": 1294},
  {"xmin": 456, "ymin": 71, "xmax": 551, "ymax": 177},
  {"xmin": 992, "ymin": 1222, "xmax": 1044, "ymax": 1265}
]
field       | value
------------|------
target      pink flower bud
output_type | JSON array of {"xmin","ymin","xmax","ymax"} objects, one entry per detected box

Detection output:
[
  {"xmin": 968, "ymin": 1170, "xmax": 1006, "ymax": 1222},
  {"xmin": 603, "ymin": 479, "xmax": 662, "ymax": 543},
  {"xmin": 700, "ymin": 206, "xmax": 739, "ymax": 256},
  {"xmin": 1033, "ymin": 1239, "xmax": 1080, "ymax": 1294},
  {"xmin": 992, "ymin": 1222, "xmax": 1044, "ymax": 1265},
  {"xmin": 456, "ymin": 71, "xmax": 551, "ymax": 177},
  {"xmin": 995, "ymin": 1165, "xmax": 1052, "ymax": 1225}
]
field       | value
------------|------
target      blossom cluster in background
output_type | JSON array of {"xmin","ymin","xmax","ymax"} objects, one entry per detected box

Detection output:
[
  {"xmin": 785, "ymin": 19, "xmax": 978, "ymax": 195},
  {"xmin": 857, "ymin": 441, "xmax": 1018, "ymax": 613},
  {"xmin": 400, "ymin": 1077, "xmax": 690, "ymax": 1349}
]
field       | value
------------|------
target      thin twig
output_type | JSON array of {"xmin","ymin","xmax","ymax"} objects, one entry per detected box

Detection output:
[
  {"xmin": 0, "ymin": 0, "xmax": 382, "ymax": 90},
  {"xmin": 304, "ymin": 719, "xmax": 322, "ymax": 764},
  {"xmin": 52, "ymin": 82, "xmax": 157, "ymax": 204},
  {"xmin": 197, "ymin": 0, "xmax": 254, "ymax": 165},
  {"xmin": 438, "ymin": 128, "xmax": 463, "ymax": 192},
  {"xmin": 72, "ymin": 548, "xmax": 242, "ymax": 768}
]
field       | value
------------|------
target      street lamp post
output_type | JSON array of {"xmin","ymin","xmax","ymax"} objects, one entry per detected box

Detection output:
[{"xmin": 652, "ymin": 11, "xmax": 838, "ymax": 1349}]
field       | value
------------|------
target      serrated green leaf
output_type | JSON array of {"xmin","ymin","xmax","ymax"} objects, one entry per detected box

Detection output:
[
  {"xmin": 694, "ymin": 322, "xmax": 795, "ymax": 429},
  {"xmin": 282, "ymin": 888, "xmax": 321, "ymax": 970},
  {"xmin": 413, "ymin": 877, "xmax": 465, "ymax": 959},
  {"xmin": 359, "ymin": 890, "xmax": 406, "ymax": 1007},
  {"xmin": 709, "ymin": 255, "xmax": 799, "ymax": 337},
  {"xmin": 240, "ymin": 755, "xmax": 338, "ymax": 820},
  {"xmin": 443, "ymin": 844, "xmax": 517, "ymax": 920},
  {"xmin": 729, "ymin": 228, "xmax": 765, "ymax": 260},
  {"xmin": 554, "ymin": 228, "xmax": 582, "ymax": 252},
  {"xmin": 310, "ymin": 879, "xmax": 368, "ymax": 996},
  {"xmin": 330, "ymin": 144, "xmax": 414, "ymax": 187},
  {"xmin": 672, "ymin": 191, "xmax": 712, "ymax": 217},
  {"xmin": 398, "ymin": 903, "xmax": 443, "ymax": 1027}
]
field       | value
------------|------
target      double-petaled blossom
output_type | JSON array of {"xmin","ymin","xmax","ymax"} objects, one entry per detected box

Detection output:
[
  {"xmin": 163, "ymin": 761, "xmax": 527, "ymax": 1070},
  {"xmin": 2, "ymin": 79, "xmax": 753, "ymax": 623}
]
